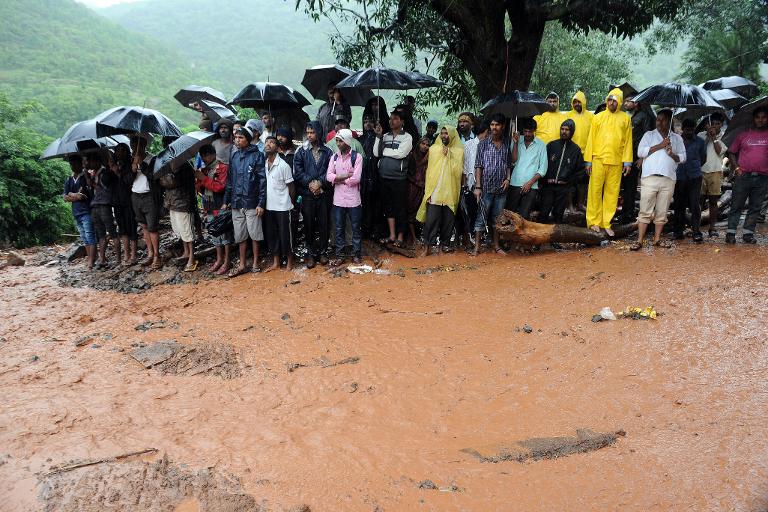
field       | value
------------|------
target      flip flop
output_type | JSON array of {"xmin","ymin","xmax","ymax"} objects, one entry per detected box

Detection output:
[
  {"xmin": 251, "ymin": 266, "xmax": 261, "ymax": 273},
  {"xmin": 654, "ymin": 239, "xmax": 673, "ymax": 248},
  {"xmin": 629, "ymin": 241, "xmax": 643, "ymax": 251},
  {"xmin": 150, "ymin": 260, "xmax": 162, "ymax": 270},
  {"xmin": 228, "ymin": 266, "xmax": 245, "ymax": 278},
  {"xmin": 184, "ymin": 260, "xmax": 198, "ymax": 272}
]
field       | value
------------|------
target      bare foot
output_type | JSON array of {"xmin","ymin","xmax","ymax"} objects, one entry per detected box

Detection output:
[
  {"xmin": 494, "ymin": 247, "xmax": 507, "ymax": 255},
  {"xmin": 263, "ymin": 263, "xmax": 279, "ymax": 273},
  {"xmin": 286, "ymin": 257, "xmax": 294, "ymax": 271},
  {"xmin": 209, "ymin": 261, "xmax": 222, "ymax": 272},
  {"xmin": 589, "ymin": 225, "xmax": 601, "ymax": 233},
  {"xmin": 605, "ymin": 227, "xmax": 615, "ymax": 237},
  {"xmin": 216, "ymin": 264, "xmax": 230, "ymax": 275}
]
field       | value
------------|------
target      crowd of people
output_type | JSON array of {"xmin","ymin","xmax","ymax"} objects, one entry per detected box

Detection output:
[{"xmin": 63, "ymin": 85, "xmax": 768, "ymax": 273}]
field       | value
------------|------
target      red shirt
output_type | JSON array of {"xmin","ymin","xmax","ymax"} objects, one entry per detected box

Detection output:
[{"xmin": 730, "ymin": 129, "xmax": 768, "ymax": 174}]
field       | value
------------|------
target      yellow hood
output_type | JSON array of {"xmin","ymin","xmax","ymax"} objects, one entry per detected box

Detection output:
[
  {"xmin": 605, "ymin": 87, "xmax": 624, "ymax": 106},
  {"xmin": 572, "ymin": 90, "xmax": 588, "ymax": 110},
  {"xmin": 416, "ymin": 125, "xmax": 464, "ymax": 221}
]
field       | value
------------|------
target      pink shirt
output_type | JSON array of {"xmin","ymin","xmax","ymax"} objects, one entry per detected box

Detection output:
[
  {"xmin": 326, "ymin": 150, "xmax": 363, "ymax": 207},
  {"xmin": 730, "ymin": 129, "xmax": 768, "ymax": 174}
]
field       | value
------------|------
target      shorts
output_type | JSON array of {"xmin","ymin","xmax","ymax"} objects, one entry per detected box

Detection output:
[
  {"xmin": 74, "ymin": 212, "xmax": 96, "ymax": 246},
  {"xmin": 114, "ymin": 204, "xmax": 138, "ymax": 240},
  {"xmin": 169, "ymin": 210, "xmax": 195, "ymax": 242},
  {"xmin": 231, "ymin": 208, "xmax": 264, "ymax": 243},
  {"xmin": 91, "ymin": 205, "xmax": 117, "ymax": 240},
  {"xmin": 132, "ymin": 192, "xmax": 159, "ymax": 232},
  {"xmin": 206, "ymin": 214, "xmax": 231, "ymax": 247},
  {"xmin": 701, "ymin": 171, "xmax": 723, "ymax": 196},
  {"xmin": 638, "ymin": 175, "xmax": 675, "ymax": 225},
  {"xmin": 474, "ymin": 191, "xmax": 506, "ymax": 231}
]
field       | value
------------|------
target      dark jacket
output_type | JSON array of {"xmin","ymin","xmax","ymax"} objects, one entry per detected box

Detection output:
[
  {"xmin": 223, "ymin": 144, "xmax": 267, "ymax": 209},
  {"xmin": 543, "ymin": 138, "xmax": 584, "ymax": 185},
  {"xmin": 63, "ymin": 173, "xmax": 92, "ymax": 217},
  {"xmin": 163, "ymin": 162, "xmax": 197, "ymax": 212},
  {"xmin": 91, "ymin": 167, "xmax": 114, "ymax": 206},
  {"xmin": 293, "ymin": 120, "xmax": 333, "ymax": 197},
  {"xmin": 677, "ymin": 135, "xmax": 707, "ymax": 180},
  {"xmin": 114, "ymin": 161, "xmax": 134, "ymax": 206},
  {"xmin": 359, "ymin": 129, "xmax": 378, "ymax": 194}
]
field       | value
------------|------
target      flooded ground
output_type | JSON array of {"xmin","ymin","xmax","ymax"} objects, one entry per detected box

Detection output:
[{"xmin": 1, "ymin": 238, "xmax": 767, "ymax": 511}]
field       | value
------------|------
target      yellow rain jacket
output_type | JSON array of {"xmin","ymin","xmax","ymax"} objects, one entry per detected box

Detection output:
[
  {"xmin": 416, "ymin": 126, "xmax": 464, "ymax": 222},
  {"xmin": 583, "ymin": 88, "xmax": 633, "ymax": 165},
  {"xmin": 533, "ymin": 108, "xmax": 567, "ymax": 144},
  {"xmin": 565, "ymin": 90, "xmax": 594, "ymax": 152}
]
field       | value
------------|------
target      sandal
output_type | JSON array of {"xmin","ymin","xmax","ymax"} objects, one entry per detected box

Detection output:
[
  {"xmin": 150, "ymin": 259, "xmax": 162, "ymax": 270},
  {"xmin": 654, "ymin": 239, "xmax": 673, "ymax": 248},
  {"xmin": 379, "ymin": 237, "xmax": 395, "ymax": 245},
  {"xmin": 227, "ymin": 266, "xmax": 246, "ymax": 278},
  {"xmin": 251, "ymin": 266, "xmax": 261, "ymax": 273},
  {"xmin": 183, "ymin": 260, "xmax": 198, "ymax": 272},
  {"xmin": 629, "ymin": 241, "xmax": 643, "ymax": 251}
]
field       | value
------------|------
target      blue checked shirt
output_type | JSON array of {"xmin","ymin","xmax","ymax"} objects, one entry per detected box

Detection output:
[{"xmin": 474, "ymin": 137, "xmax": 511, "ymax": 193}]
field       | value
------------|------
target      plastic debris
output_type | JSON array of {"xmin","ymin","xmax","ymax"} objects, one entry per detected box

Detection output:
[
  {"xmin": 617, "ymin": 306, "xmax": 658, "ymax": 320},
  {"xmin": 599, "ymin": 307, "xmax": 617, "ymax": 321},
  {"xmin": 347, "ymin": 264, "xmax": 373, "ymax": 274}
]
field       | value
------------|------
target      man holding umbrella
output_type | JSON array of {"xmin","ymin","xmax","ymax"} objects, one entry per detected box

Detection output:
[
  {"xmin": 726, "ymin": 107, "xmax": 768, "ymax": 244},
  {"xmin": 584, "ymin": 88, "xmax": 633, "ymax": 236}
]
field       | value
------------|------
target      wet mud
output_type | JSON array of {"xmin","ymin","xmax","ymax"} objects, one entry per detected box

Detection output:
[{"xmin": 1, "ymin": 237, "xmax": 768, "ymax": 511}]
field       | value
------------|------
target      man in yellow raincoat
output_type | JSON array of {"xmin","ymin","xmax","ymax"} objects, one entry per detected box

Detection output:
[
  {"xmin": 584, "ymin": 87, "xmax": 633, "ymax": 236},
  {"xmin": 417, "ymin": 126, "xmax": 464, "ymax": 255},
  {"xmin": 566, "ymin": 91, "xmax": 594, "ymax": 211},
  {"xmin": 534, "ymin": 92, "xmax": 567, "ymax": 144}
]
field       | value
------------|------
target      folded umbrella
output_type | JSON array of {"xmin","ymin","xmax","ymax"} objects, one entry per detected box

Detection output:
[
  {"xmin": 199, "ymin": 99, "xmax": 238, "ymax": 123},
  {"xmin": 96, "ymin": 106, "xmax": 183, "ymax": 138},
  {"xmin": 152, "ymin": 130, "xmax": 216, "ymax": 175},
  {"xmin": 174, "ymin": 85, "xmax": 227, "ymax": 109},
  {"xmin": 632, "ymin": 83, "xmax": 724, "ymax": 118},
  {"xmin": 480, "ymin": 90, "xmax": 550, "ymax": 119},
  {"xmin": 230, "ymin": 82, "xmax": 311, "ymax": 110},
  {"xmin": 336, "ymin": 67, "xmax": 421, "ymax": 91},
  {"xmin": 722, "ymin": 96, "xmax": 768, "ymax": 147},
  {"xmin": 301, "ymin": 64, "xmax": 373, "ymax": 107},
  {"xmin": 703, "ymin": 76, "xmax": 760, "ymax": 100}
]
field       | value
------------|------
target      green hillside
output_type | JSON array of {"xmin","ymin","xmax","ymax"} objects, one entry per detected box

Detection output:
[{"xmin": 0, "ymin": 0, "xmax": 200, "ymax": 137}]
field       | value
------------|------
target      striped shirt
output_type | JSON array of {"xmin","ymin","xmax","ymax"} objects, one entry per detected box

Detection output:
[{"xmin": 474, "ymin": 137, "xmax": 511, "ymax": 193}]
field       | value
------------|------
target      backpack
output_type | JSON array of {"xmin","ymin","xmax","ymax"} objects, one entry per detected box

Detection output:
[{"xmin": 332, "ymin": 150, "xmax": 357, "ymax": 167}]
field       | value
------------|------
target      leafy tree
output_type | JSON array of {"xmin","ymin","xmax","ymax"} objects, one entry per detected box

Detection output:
[
  {"xmin": 0, "ymin": 93, "xmax": 75, "ymax": 248},
  {"xmin": 530, "ymin": 23, "xmax": 633, "ymax": 107},
  {"xmin": 297, "ymin": 0, "xmax": 690, "ymax": 111}
]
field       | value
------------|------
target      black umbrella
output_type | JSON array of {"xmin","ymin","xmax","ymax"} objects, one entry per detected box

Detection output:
[
  {"xmin": 152, "ymin": 130, "xmax": 216, "ymax": 175},
  {"xmin": 406, "ymin": 71, "xmax": 445, "ymax": 89},
  {"xmin": 95, "ymin": 106, "xmax": 183, "ymax": 138},
  {"xmin": 480, "ymin": 90, "xmax": 550, "ymax": 119},
  {"xmin": 301, "ymin": 64, "xmax": 373, "ymax": 107},
  {"xmin": 230, "ymin": 82, "xmax": 311, "ymax": 110},
  {"xmin": 632, "ymin": 83, "xmax": 724, "ymax": 117},
  {"xmin": 336, "ymin": 67, "xmax": 421, "ymax": 91},
  {"xmin": 75, "ymin": 134, "xmax": 131, "ymax": 153},
  {"xmin": 199, "ymin": 99, "xmax": 238, "ymax": 124},
  {"xmin": 708, "ymin": 89, "xmax": 749, "ymax": 110},
  {"xmin": 174, "ymin": 85, "xmax": 227, "ymax": 109},
  {"xmin": 703, "ymin": 76, "xmax": 760, "ymax": 100},
  {"xmin": 722, "ymin": 96, "xmax": 768, "ymax": 146},
  {"xmin": 40, "ymin": 138, "xmax": 80, "ymax": 160}
]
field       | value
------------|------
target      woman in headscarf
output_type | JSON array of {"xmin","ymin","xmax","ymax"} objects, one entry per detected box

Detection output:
[
  {"xmin": 407, "ymin": 135, "xmax": 431, "ymax": 244},
  {"xmin": 417, "ymin": 126, "xmax": 464, "ymax": 255},
  {"xmin": 363, "ymin": 96, "xmax": 388, "ymax": 131}
]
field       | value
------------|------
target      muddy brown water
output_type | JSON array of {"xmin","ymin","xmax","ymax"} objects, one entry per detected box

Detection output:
[{"xmin": 1, "ymin": 241, "xmax": 767, "ymax": 511}]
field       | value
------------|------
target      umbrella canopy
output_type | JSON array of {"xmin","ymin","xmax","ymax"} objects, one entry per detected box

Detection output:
[
  {"xmin": 336, "ymin": 67, "xmax": 421, "ymax": 91},
  {"xmin": 75, "ymin": 134, "xmax": 131, "ymax": 153},
  {"xmin": 632, "ymin": 83, "xmax": 724, "ymax": 118},
  {"xmin": 174, "ymin": 85, "xmax": 227, "ymax": 109},
  {"xmin": 612, "ymin": 81, "xmax": 639, "ymax": 98},
  {"xmin": 40, "ymin": 134, "xmax": 130, "ymax": 160},
  {"xmin": 480, "ymin": 91, "xmax": 550, "ymax": 119},
  {"xmin": 702, "ymin": 76, "xmax": 760, "ymax": 100},
  {"xmin": 406, "ymin": 71, "xmax": 445, "ymax": 89},
  {"xmin": 708, "ymin": 88, "xmax": 749, "ymax": 110},
  {"xmin": 722, "ymin": 96, "xmax": 768, "ymax": 146},
  {"xmin": 230, "ymin": 82, "xmax": 311, "ymax": 110},
  {"xmin": 95, "ymin": 106, "xmax": 182, "ymax": 138},
  {"xmin": 40, "ymin": 138, "xmax": 80, "ymax": 160},
  {"xmin": 199, "ymin": 99, "xmax": 238, "ymax": 124},
  {"xmin": 152, "ymin": 130, "xmax": 216, "ymax": 175},
  {"xmin": 302, "ymin": 64, "xmax": 374, "ymax": 106}
]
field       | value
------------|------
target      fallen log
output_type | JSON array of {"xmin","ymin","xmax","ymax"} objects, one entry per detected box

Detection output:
[
  {"xmin": 45, "ymin": 448, "xmax": 158, "ymax": 476},
  {"xmin": 496, "ymin": 210, "xmax": 637, "ymax": 246}
]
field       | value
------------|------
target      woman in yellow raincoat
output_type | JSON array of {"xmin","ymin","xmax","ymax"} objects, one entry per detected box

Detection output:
[{"xmin": 416, "ymin": 125, "xmax": 464, "ymax": 255}]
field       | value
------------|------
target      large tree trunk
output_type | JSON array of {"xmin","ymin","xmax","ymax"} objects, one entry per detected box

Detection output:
[{"xmin": 496, "ymin": 210, "xmax": 637, "ymax": 245}]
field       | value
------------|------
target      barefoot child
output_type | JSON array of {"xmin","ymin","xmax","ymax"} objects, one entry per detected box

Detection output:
[{"xmin": 263, "ymin": 136, "xmax": 296, "ymax": 272}]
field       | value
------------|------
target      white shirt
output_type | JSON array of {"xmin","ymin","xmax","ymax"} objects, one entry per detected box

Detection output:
[
  {"xmin": 265, "ymin": 154, "xmax": 294, "ymax": 211},
  {"xmin": 131, "ymin": 170, "xmax": 150, "ymax": 193},
  {"xmin": 638, "ymin": 129, "xmax": 687, "ymax": 180},
  {"xmin": 697, "ymin": 131, "xmax": 726, "ymax": 173},
  {"xmin": 463, "ymin": 136, "xmax": 481, "ymax": 189}
]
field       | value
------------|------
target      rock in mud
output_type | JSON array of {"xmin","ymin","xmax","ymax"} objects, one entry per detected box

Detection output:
[
  {"xmin": 129, "ymin": 341, "xmax": 243, "ymax": 379},
  {"xmin": 417, "ymin": 479, "xmax": 438, "ymax": 490},
  {"xmin": 38, "ymin": 455, "xmax": 263, "ymax": 512},
  {"xmin": 63, "ymin": 244, "xmax": 86, "ymax": 262},
  {"xmin": 461, "ymin": 428, "xmax": 625, "ymax": 463},
  {"xmin": 523, "ymin": 324, "xmax": 533, "ymax": 334},
  {"xmin": 0, "ymin": 251, "xmax": 25, "ymax": 268}
]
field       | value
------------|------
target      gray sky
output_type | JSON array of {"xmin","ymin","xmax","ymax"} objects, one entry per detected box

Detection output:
[{"xmin": 76, "ymin": 0, "xmax": 142, "ymax": 7}]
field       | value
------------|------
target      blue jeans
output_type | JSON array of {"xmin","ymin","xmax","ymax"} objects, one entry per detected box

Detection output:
[
  {"xmin": 474, "ymin": 191, "xmax": 506, "ymax": 232},
  {"xmin": 727, "ymin": 173, "xmax": 768, "ymax": 235},
  {"xmin": 333, "ymin": 205, "xmax": 362, "ymax": 257},
  {"xmin": 74, "ymin": 212, "xmax": 96, "ymax": 246}
]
